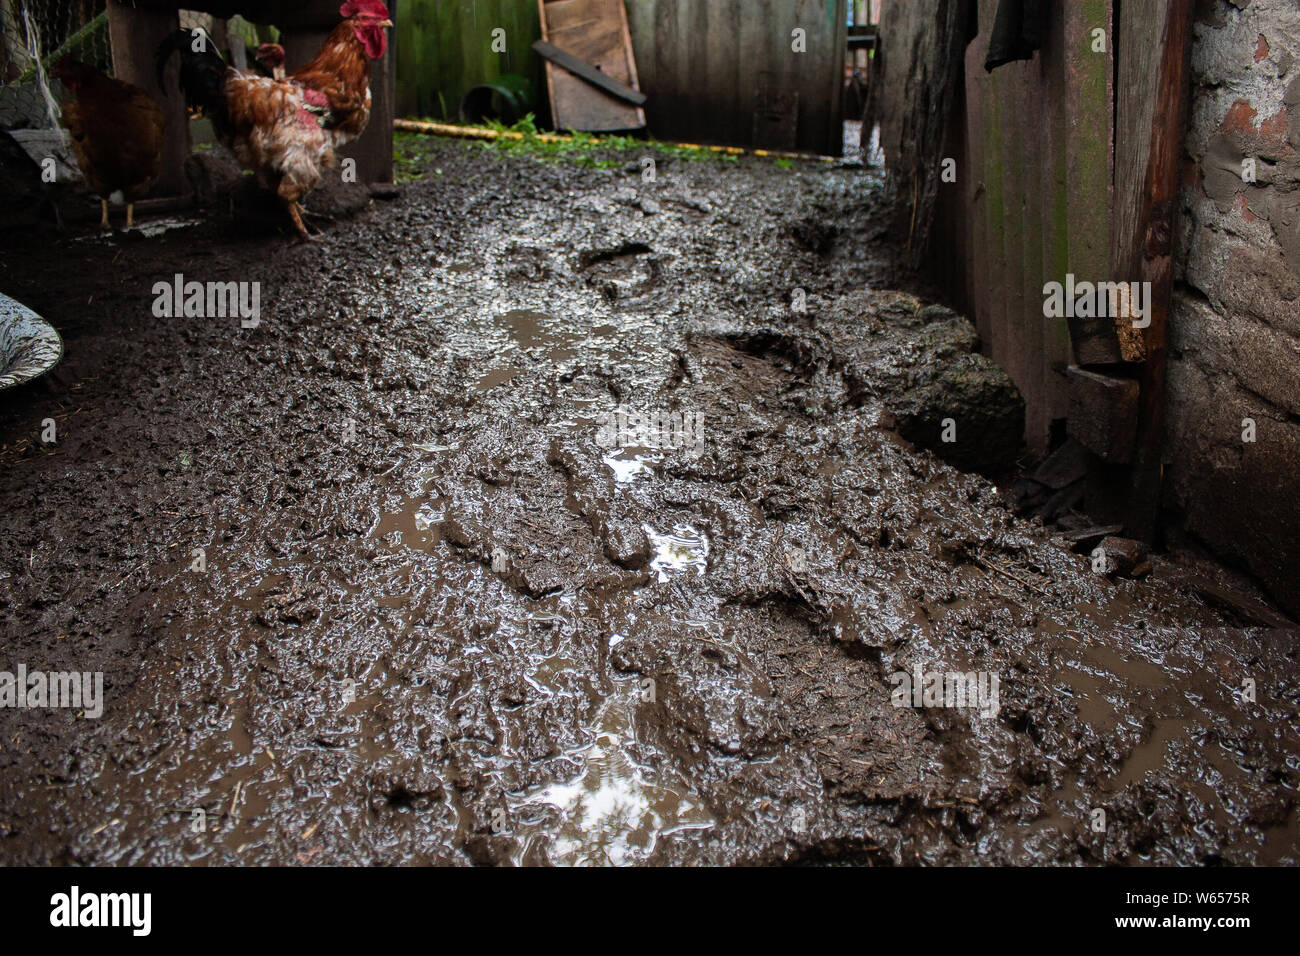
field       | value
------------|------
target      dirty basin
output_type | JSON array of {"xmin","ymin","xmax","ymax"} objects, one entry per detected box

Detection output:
[{"xmin": 0, "ymin": 292, "xmax": 62, "ymax": 389}]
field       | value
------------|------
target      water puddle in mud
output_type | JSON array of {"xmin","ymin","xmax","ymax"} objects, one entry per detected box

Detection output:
[
  {"xmin": 510, "ymin": 690, "xmax": 714, "ymax": 865},
  {"xmin": 474, "ymin": 366, "xmax": 520, "ymax": 391},
  {"xmin": 371, "ymin": 496, "xmax": 446, "ymax": 550},
  {"xmin": 75, "ymin": 217, "xmax": 204, "ymax": 242},
  {"xmin": 497, "ymin": 309, "xmax": 578, "ymax": 363},
  {"xmin": 643, "ymin": 524, "xmax": 709, "ymax": 582},
  {"xmin": 602, "ymin": 449, "xmax": 661, "ymax": 484},
  {"xmin": 469, "ymin": 309, "xmax": 621, "ymax": 392}
]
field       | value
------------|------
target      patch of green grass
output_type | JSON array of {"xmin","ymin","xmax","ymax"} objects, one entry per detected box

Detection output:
[
  {"xmin": 463, "ymin": 114, "xmax": 741, "ymax": 166},
  {"xmin": 394, "ymin": 131, "xmax": 445, "ymax": 183},
  {"xmin": 393, "ymin": 114, "xmax": 752, "ymax": 181},
  {"xmin": 479, "ymin": 114, "xmax": 622, "ymax": 167}
]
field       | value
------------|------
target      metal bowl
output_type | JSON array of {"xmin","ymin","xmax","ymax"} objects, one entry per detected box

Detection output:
[{"xmin": 0, "ymin": 293, "xmax": 62, "ymax": 390}]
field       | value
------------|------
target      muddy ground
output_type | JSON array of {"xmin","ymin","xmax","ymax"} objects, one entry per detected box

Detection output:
[{"xmin": 1, "ymin": 137, "xmax": 1297, "ymax": 866}]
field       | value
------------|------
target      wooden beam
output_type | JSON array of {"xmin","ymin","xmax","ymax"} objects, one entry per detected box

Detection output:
[
  {"xmin": 106, "ymin": 0, "xmax": 188, "ymax": 197},
  {"xmin": 1122, "ymin": 0, "xmax": 1194, "ymax": 542},
  {"xmin": 1067, "ymin": 365, "xmax": 1139, "ymax": 463}
]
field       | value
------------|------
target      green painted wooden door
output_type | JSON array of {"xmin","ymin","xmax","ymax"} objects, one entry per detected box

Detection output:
[{"xmin": 395, "ymin": 0, "xmax": 542, "ymax": 120}]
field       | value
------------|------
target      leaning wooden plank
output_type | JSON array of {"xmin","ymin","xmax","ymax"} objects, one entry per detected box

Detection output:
[
  {"xmin": 538, "ymin": 0, "xmax": 645, "ymax": 132},
  {"xmin": 1123, "ymin": 0, "xmax": 1194, "ymax": 542}
]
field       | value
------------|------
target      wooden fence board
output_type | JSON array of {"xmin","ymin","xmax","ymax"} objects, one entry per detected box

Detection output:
[
  {"xmin": 963, "ymin": 31, "xmax": 990, "ymax": 348},
  {"xmin": 1063, "ymin": 0, "xmax": 1119, "ymax": 366},
  {"xmin": 934, "ymin": 0, "xmax": 1118, "ymax": 451},
  {"xmin": 625, "ymin": 0, "xmax": 846, "ymax": 155},
  {"xmin": 395, "ymin": 0, "xmax": 543, "ymax": 121},
  {"xmin": 1000, "ymin": 63, "xmax": 1031, "ymax": 445},
  {"xmin": 1041, "ymin": 4, "xmax": 1073, "ymax": 427},
  {"xmin": 1020, "ymin": 57, "xmax": 1048, "ymax": 446}
]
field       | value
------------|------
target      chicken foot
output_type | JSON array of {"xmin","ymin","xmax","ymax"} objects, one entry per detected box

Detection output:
[{"xmin": 283, "ymin": 198, "xmax": 324, "ymax": 242}]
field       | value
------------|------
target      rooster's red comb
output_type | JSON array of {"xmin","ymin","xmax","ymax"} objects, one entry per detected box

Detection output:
[{"xmin": 340, "ymin": 1, "xmax": 389, "ymax": 19}]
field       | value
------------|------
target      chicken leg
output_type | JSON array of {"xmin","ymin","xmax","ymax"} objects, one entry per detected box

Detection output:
[
  {"xmin": 125, "ymin": 203, "xmax": 135, "ymax": 230},
  {"xmin": 100, "ymin": 198, "xmax": 110, "ymax": 230},
  {"xmin": 284, "ymin": 198, "xmax": 313, "ymax": 242}
]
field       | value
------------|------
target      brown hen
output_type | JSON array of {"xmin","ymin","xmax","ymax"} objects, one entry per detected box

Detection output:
[{"xmin": 52, "ymin": 59, "xmax": 166, "ymax": 231}]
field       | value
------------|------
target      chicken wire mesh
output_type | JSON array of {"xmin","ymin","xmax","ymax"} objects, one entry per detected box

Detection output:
[
  {"xmin": 1, "ymin": 0, "xmax": 110, "ymax": 131},
  {"xmin": 1, "ymin": 3, "xmax": 272, "ymax": 132}
]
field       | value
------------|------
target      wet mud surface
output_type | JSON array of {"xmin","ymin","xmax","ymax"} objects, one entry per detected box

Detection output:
[{"xmin": 1, "ymin": 139, "xmax": 1297, "ymax": 865}]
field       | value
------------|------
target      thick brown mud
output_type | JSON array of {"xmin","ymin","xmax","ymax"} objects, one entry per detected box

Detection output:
[{"xmin": 0, "ymin": 139, "xmax": 1296, "ymax": 866}]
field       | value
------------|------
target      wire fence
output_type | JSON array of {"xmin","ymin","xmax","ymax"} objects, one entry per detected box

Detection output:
[
  {"xmin": 1, "ymin": 2, "xmax": 276, "ymax": 131},
  {"xmin": 1, "ymin": 0, "xmax": 110, "ymax": 130}
]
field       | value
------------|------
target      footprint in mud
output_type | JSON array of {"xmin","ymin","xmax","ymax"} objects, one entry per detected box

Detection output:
[{"xmin": 578, "ymin": 242, "xmax": 660, "ymax": 301}]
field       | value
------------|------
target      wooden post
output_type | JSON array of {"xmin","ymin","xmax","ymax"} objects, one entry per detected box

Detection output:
[
  {"xmin": 359, "ymin": 13, "xmax": 394, "ymax": 184},
  {"xmin": 828, "ymin": 0, "xmax": 848, "ymax": 157},
  {"xmin": 107, "ymin": 0, "xmax": 189, "ymax": 196},
  {"xmin": 1121, "ymin": 0, "xmax": 1194, "ymax": 542}
]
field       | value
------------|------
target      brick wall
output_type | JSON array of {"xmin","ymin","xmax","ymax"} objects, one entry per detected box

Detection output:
[{"xmin": 1168, "ymin": 0, "xmax": 1300, "ymax": 615}]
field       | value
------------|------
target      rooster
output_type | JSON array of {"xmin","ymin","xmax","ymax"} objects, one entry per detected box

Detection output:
[
  {"xmin": 50, "ymin": 58, "xmax": 167, "ymax": 231},
  {"xmin": 155, "ymin": 2, "xmax": 392, "ymax": 240}
]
